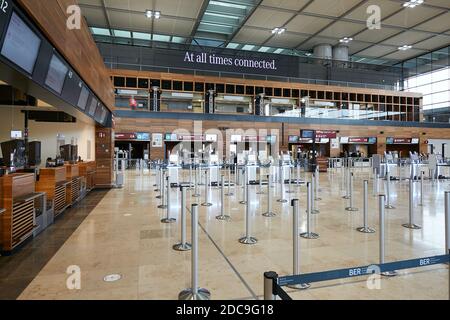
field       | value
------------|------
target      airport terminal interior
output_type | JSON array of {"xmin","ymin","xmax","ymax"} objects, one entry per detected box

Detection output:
[{"xmin": 0, "ymin": 0, "xmax": 449, "ymax": 301}]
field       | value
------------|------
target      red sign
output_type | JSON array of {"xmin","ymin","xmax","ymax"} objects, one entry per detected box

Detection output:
[
  {"xmin": 393, "ymin": 138, "xmax": 411, "ymax": 144},
  {"xmin": 129, "ymin": 98, "xmax": 137, "ymax": 108},
  {"xmin": 180, "ymin": 135, "xmax": 204, "ymax": 141},
  {"xmin": 315, "ymin": 130, "xmax": 337, "ymax": 139},
  {"xmin": 115, "ymin": 133, "xmax": 136, "ymax": 140}
]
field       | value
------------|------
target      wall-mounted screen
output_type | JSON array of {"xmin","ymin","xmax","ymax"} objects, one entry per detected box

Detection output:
[
  {"xmin": 77, "ymin": 86, "xmax": 89, "ymax": 110},
  {"xmin": 45, "ymin": 54, "xmax": 68, "ymax": 94},
  {"xmin": 411, "ymin": 138, "xmax": 419, "ymax": 144},
  {"xmin": 10, "ymin": 130, "xmax": 22, "ymax": 139},
  {"xmin": 288, "ymin": 135, "xmax": 299, "ymax": 143},
  {"xmin": 88, "ymin": 97, "xmax": 97, "ymax": 116},
  {"xmin": 1, "ymin": 12, "xmax": 41, "ymax": 74},
  {"xmin": 205, "ymin": 134, "xmax": 217, "ymax": 142},
  {"xmin": 99, "ymin": 107, "xmax": 107, "ymax": 124},
  {"xmin": 301, "ymin": 130, "xmax": 314, "ymax": 139}
]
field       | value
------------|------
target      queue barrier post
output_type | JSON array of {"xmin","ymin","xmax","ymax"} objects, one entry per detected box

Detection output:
[{"xmin": 173, "ymin": 186, "xmax": 191, "ymax": 251}]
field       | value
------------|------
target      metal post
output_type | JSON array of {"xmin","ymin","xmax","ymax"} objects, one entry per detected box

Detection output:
[
  {"xmin": 288, "ymin": 199, "xmax": 310, "ymax": 290},
  {"xmin": 161, "ymin": 177, "xmax": 176, "ymax": 223},
  {"xmin": 189, "ymin": 164, "xmax": 193, "ymax": 190},
  {"xmin": 263, "ymin": 272, "xmax": 277, "ymax": 300},
  {"xmin": 239, "ymin": 176, "xmax": 258, "ymax": 245},
  {"xmin": 154, "ymin": 166, "xmax": 160, "ymax": 191},
  {"xmin": 357, "ymin": 180, "xmax": 375, "ymax": 233},
  {"xmin": 315, "ymin": 168, "xmax": 321, "ymax": 200},
  {"xmin": 445, "ymin": 191, "xmax": 450, "ymax": 254},
  {"xmin": 173, "ymin": 187, "xmax": 192, "ymax": 251},
  {"xmin": 379, "ymin": 195, "xmax": 397, "ymax": 277},
  {"xmin": 263, "ymin": 174, "xmax": 276, "ymax": 217},
  {"xmin": 226, "ymin": 165, "xmax": 233, "ymax": 196},
  {"xmin": 178, "ymin": 204, "xmax": 211, "ymax": 300},
  {"xmin": 385, "ymin": 171, "xmax": 395, "ymax": 209},
  {"xmin": 311, "ymin": 173, "xmax": 320, "ymax": 214},
  {"xmin": 287, "ymin": 166, "xmax": 294, "ymax": 194},
  {"xmin": 277, "ymin": 170, "xmax": 287, "ymax": 203},
  {"xmin": 202, "ymin": 169, "xmax": 212, "ymax": 207},
  {"xmin": 216, "ymin": 175, "xmax": 230, "ymax": 221},
  {"xmin": 419, "ymin": 171, "xmax": 424, "ymax": 206},
  {"xmin": 296, "ymin": 162, "xmax": 301, "ymax": 187},
  {"xmin": 373, "ymin": 173, "xmax": 379, "ymax": 197},
  {"xmin": 300, "ymin": 182, "xmax": 319, "ymax": 239},
  {"xmin": 158, "ymin": 171, "xmax": 167, "ymax": 208},
  {"xmin": 257, "ymin": 167, "xmax": 264, "ymax": 195},
  {"xmin": 342, "ymin": 167, "xmax": 350, "ymax": 199},
  {"xmin": 345, "ymin": 172, "xmax": 358, "ymax": 212},
  {"xmin": 403, "ymin": 179, "xmax": 421, "ymax": 229},
  {"xmin": 193, "ymin": 166, "xmax": 200, "ymax": 198},
  {"xmin": 240, "ymin": 168, "xmax": 247, "ymax": 204}
]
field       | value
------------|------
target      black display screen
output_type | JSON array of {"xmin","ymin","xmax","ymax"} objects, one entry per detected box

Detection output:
[
  {"xmin": 1, "ymin": 12, "xmax": 41, "ymax": 74},
  {"xmin": 88, "ymin": 97, "xmax": 97, "ymax": 116},
  {"xmin": 77, "ymin": 86, "xmax": 89, "ymax": 110},
  {"xmin": 301, "ymin": 130, "xmax": 314, "ymax": 139},
  {"xmin": 45, "ymin": 54, "xmax": 68, "ymax": 94}
]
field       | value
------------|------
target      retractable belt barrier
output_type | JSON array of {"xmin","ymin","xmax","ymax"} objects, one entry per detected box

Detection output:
[{"xmin": 265, "ymin": 252, "xmax": 449, "ymax": 300}]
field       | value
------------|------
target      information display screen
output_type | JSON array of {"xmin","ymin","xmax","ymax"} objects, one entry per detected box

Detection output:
[
  {"xmin": 77, "ymin": 86, "xmax": 89, "ymax": 110},
  {"xmin": 288, "ymin": 135, "xmax": 299, "ymax": 143},
  {"xmin": 301, "ymin": 130, "xmax": 314, "ymax": 139},
  {"xmin": 45, "ymin": 54, "xmax": 68, "ymax": 94},
  {"xmin": 1, "ymin": 12, "xmax": 41, "ymax": 74},
  {"xmin": 88, "ymin": 97, "xmax": 97, "ymax": 116}
]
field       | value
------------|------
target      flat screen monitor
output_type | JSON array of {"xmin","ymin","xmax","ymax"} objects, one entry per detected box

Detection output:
[
  {"xmin": 386, "ymin": 137, "xmax": 394, "ymax": 144},
  {"xmin": 45, "ymin": 54, "xmax": 68, "ymax": 94},
  {"xmin": 88, "ymin": 97, "xmax": 97, "ymax": 116},
  {"xmin": 99, "ymin": 107, "xmax": 107, "ymax": 124},
  {"xmin": 368, "ymin": 137, "xmax": 377, "ymax": 144},
  {"xmin": 94, "ymin": 104, "xmax": 103, "ymax": 122},
  {"xmin": 301, "ymin": 130, "xmax": 314, "ymax": 139},
  {"xmin": 411, "ymin": 138, "xmax": 419, "ymax": 144},
  {"xmin": 10, "ymin": 130, "xmax": 22, "ymax": 139},
  {"xmin": 165, "ymin": 133, "xmax": 172, "ymax": 141},
  {"xmin": 288, "ymin": 135, "xmax": 299, "ymax": 143},
  {"xmin": 1, "ymin": 12, "xmax": 41, "ymax": 74},
  {"xmin": 340, "ymin": 137, "xmax": 349, "ymax": 144},
  {"xmin": 77, "ymin": 86, "xmax": 89, "ymax": 110}
]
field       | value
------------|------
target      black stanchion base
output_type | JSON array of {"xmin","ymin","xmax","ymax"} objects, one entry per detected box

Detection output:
[
  {"xmin": 356, "ymin": 227, "xmax": 376, "ymax": 233},
  {"xmin": 161, "ymin": 218, "xmax": 176, "ymax": 223},
  {"xmin": 238, "ymin": 236, "xmax": 258, "ymax": 245},
  {"xmin": 239, "ymin": 201, "xmax": 247, "ymax": 204},
  {"xmin": 312, "ymin": 209, "xmax": 320, "ymax": 214},
  {"xmin": 315, "ymin": 197, "xmax": 322, "ymax": 201},
  {"xmin": 178, "ymin": 288, "xmax": 211, "ymax": 300},
  {"xmin": 287, "ymin": 283, "xmax": 311, "ymax": 290},
  {"xmin": 173, "ymin": 242, "xmax": 192, "ymax": 251},
  {"xmin": 216, "ymin": 215, "xmax": 231, "ymax": 221},
  {"xmin": 201, "ymin": 203, "xmax": 213, "ymax": 207},
  {"xmin": 157, "ymin": 204, "xmax": 167, "ymax": 209},
  {"xmin": 277, "ymin": 199, "xmax": 288, "ymax": 203},
  {"xmin": 402, "ymin": 223, "xmax": 422, "ymax": 229},
  {"xmin": 342, "ymin": 195, "xmax": 350, "ymax": 199},
  {"xmin": 262, "ymin": 211, "xmax": 276, "ymax": 217},
  {"xmin": 225, "ymin": 193, "xmax": 234, "ymax": 196},
  {"xmin": 192, "ymin": 193, "xmax": 201, "ymax": 198},
  {"xmin": 381, "ymin": 271, "xmax": 398, "ymax": 277},
  {"xmin": 345, "ymin": 207, "xmax": 359, "ymax": 212},
  {"xmin": 156, "ymin": 195, "xmax": 162, "ymax": 199},
  {"xmin": 385, "ymin": 205, "xmax": 396, "ymax": 209},
  {"xmin": 300, "ymin": 232, "xmax": 320, "ymax": 239}
]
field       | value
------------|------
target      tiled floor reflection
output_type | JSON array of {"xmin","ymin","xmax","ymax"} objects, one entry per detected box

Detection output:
[{"xmin": 5, "ymin": 168, "xmax": 450, "ymax": 300}]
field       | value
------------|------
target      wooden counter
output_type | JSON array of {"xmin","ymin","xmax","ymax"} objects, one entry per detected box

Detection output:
[
  {"xmin": 79, "ymin": 161, "xmax": 96, "ymax": 191},
  {"xmin": 65, "ymin": 164, "xmax": 82, "ymax": 205},
  {"xmin": 36, "ymin": 167, "xmax": 69, "ymax": 217},
  {"xmin": 0, "ymin": 173, "xmax": 39, "ymax": 252}
]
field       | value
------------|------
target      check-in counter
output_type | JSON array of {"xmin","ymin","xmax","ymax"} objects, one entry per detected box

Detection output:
[
  {"xmin": 0, "ymin": 173, "xmax": 45, "ymax": 253},
  {"xmin": 65, "ymin": 163, "xmax": 82, "ymax": 205},
  {"xmin": 36, "ymin": 167, "xmax": 69, "ymax": 217},
  {"xmin": 79, "ymin": 161, "xmax": 96, "ymax": 191}
]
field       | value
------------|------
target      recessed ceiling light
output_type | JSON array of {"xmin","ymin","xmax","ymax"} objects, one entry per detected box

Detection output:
[
  {"xmin": 305, "ymin": 52, "xmax": 312, "ymax": 56},
  {"xmin": 339, "ymin": 37, "xmax": 353, "ymax": 44},
  {"xmin": 145, "ymin": 10, "xmax": 161, "ymax": 19},
  {"xmin": 403, "ymin": 0, "xmax": 424, "ymax": 8},
  {"xmin": 271, "ymin": 27, "xmax": 286, "ymax": 35},
  {"xmin": 398, "ymin": 44, "xmax": 412, "ymax": 50}
]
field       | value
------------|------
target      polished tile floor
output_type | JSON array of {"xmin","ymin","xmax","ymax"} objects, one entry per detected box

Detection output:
[{"xmin": 5, "ymin": 167, "xmax": 450, "ymax": 300}]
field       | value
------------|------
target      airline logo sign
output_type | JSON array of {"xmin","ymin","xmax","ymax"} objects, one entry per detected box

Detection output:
[{"xmin": 315, "ymin": 130, "xmax": 337, "ymax": 139}]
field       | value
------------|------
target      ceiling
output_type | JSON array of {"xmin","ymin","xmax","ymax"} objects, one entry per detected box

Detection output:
[{"xmin": 78, "ymin": 0, "xmax": 450, "ymax": 65}]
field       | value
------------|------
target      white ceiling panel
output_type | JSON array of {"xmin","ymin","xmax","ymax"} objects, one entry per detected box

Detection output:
[
  {"xmin": 424, "ymin": 0, "xmax": 450, "ymax": 9},
  {"xmin": 153, "ymin": 19, "xmax": 195, "ymax": 37},
  {"xmin": 344, "ymin": 0, "xmax": 401, "ymax": 21},
  {"xmin": 303, "ymin": 0, "xmax": 363, "ymax": 18},
  {"xmin": 246, "ymin": 7, "xmax": 294, "ymax": 28},
  {"xmin": 354, "ymin": 27, "xmax": 400, "ymax": 42},
  {"xmin": 154, "ymin": 0, "xmax": 204, "ymax": 19},
  {"xmin": 261, "ymin": 0, "xmax": 312, "ymax": 11},
  {"xmin": 347, "ymin": 41, "xmax": 375, "ymax": 54},
  {"xmin": 381, "ymin": 31, "xmax": 433, "ymax": 46},
  {"xmin": 233, "ymin": 27, "xmax": 272, "ymax": 44},
  {"xmin": 382, "ymin": 48, "xmax": 428, "ymax": 60},
  {"xmin": 414, "ymin": 11, "xmax": 450, "ymax": 33},
  {"xmin": 318, "ymin": 21, "xmax": 366, "ymax": 39},
  {"xmin": 265, "ymin": 33, "xmax": 309, "ymax": 47},
  {"xmin": 296, "ymin": 36, "xmax": 337, "ymax": 50},
  {"xmin": 78, "ymin": 0, "xmax": 103, "ymax": 5},
  {"xmin": 383, "ymin": 6, "xmax": 445, "ymax": 28},
  {"xmin": 81, "ymin": 6, "xmax": 108, "ymax": 26},
  {"xmin": 413, "ymin": 35, "xmax": 450, "ymax": 50},
  {"xmin": 285, "ymin": 14, "xmax": 334, "ymax": 34},
  {"xmin": 357, "ymin": 45, "xmax": 395, "ymax": 57}
]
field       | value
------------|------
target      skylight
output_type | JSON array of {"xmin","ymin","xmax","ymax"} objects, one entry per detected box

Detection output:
[
  {"xmin": 258, "ymin": 46, "xmax": 271, "ymax": 53},
  {"xmin": 209, "ymin": 1, "xmax": 248, "ymax": 10},
  {"xmin": 242, "ymin": 44, "xmax": 256, "ymax": 51},
  {"xmin": 113, "ymin": 30, "xmax": 131, "ymax": 38},
  {"xmin": 226, "ymin": 43, "xmax": 240, "ymax": 49},
  {"xmin": 152, "ymin": 34, "xmax": 171, "ymax": 42},
  {"xmin": 171, "ymin": 36, "xmax": 185, "ymax": 44},
  {"xmin": 133, "ymin": 32, "xmax": 151, "ymax": 40},
  {"xmin": 91, "ymin": 27, "xmax": 111, "ymax": 36}
]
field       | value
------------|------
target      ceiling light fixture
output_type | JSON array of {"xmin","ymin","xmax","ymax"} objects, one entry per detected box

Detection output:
[
  {"xmin": 271, "ymin": 27, "xmax": 286, "ymax": 35},
  {"xmin": 145, "ymin": 10, "xmax": 161, "ymax": 19},
  {"xmin": 339, "ymin": 37, "xmax": 353, "ymax": 44},
  {"xmin": 398, "ymin": 44, "xmax": 412, "ymax": 50},
  {"xmin": 305, "ymin": 52, "xmax": 312, "ymax": 57},
  {"xmin": 403, "ymin": 0, "xmax": 424, "ymax": 8}
]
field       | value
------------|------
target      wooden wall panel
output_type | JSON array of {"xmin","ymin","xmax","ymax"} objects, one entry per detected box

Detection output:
[
  {"xmin": 17, "ymin": 0, "xmax": 114, "ymax": 110},
  {"xmin": 95, "ymin": 126, "xmax": 113, "ymax": 187}
]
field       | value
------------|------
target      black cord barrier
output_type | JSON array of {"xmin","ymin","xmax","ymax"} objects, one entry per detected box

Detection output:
[{"xmin": 264, "ymin": 252, "xmax": 450, "ymax": 300}]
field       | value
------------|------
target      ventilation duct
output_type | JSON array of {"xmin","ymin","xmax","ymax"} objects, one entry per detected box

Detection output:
[{"xmin": 313, "ymin": 44, "xmax": 332, "ymax": 66}]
